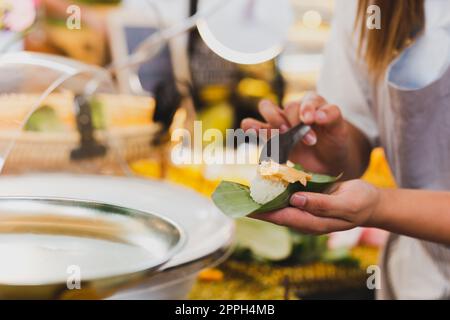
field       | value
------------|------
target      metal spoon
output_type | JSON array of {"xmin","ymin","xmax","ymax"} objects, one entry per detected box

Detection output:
[{"xmin": 259, "ymin": 123, "xmax": 311, "ymax": 164}]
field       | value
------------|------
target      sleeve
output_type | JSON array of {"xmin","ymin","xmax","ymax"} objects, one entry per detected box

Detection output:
[{"xmin": 316, "ymin": 0, "xmax": 379, "ymax": 146}]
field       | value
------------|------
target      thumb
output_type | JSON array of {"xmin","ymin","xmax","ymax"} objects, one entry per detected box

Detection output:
[
  {"xmin": 290, "ymin": 192, "xmax": 344, "ymax": 218},
  {"xmin": 315, "ymin": 104, "xmax": 345, "ymax": 130}
]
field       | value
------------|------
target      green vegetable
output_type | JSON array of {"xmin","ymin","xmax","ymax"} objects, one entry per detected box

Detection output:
[
  {"xmin": 322, "ymin": 247, "xmax": 360, "ymax": 268},
  {"xmin": 24, "ymin": 106, "xmax": 65, "ymax": 132},
  {"xmin": 232, "ymin": 221, "xmax": 358, "ymax": 265},
  {"xmin": 89, "ymin": 98, "xmax": 106, "ymax": 130},
  {"xmin": 24, "ymin": 99, "xmax": 106, "ymax": 133},
  {"xmin": 285, "ymin": 232, "xmax": 329, "ymax": 264},
  {"xmin": 212, "ymin": 169, "xmax": 341, "ymax": 218},
  {"xmin": 234, "ymin": 218, "xmax": 292, "ymax": 261}
]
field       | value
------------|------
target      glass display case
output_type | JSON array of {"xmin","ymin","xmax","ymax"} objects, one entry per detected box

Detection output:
[
  {"xmin": 0, "ymin": 51, "xmax": 234, "ymax": 299},
  {"xmin": 0, "ymin": 51, "xmax": 164, "ymax": 176}
]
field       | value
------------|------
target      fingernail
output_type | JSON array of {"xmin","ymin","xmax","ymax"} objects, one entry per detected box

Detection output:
[
  {"xmin": 304, "ymin": 132, "xmax": 317, "ymax": 145},
  {"xmin": 302, "ymin": 112, "xmax": 314, "ymax": 123},
  {"xmin": 280, "ymin": 124, "xmax": 289, "ymax": 133},
  {"xmin": 291, "ymin": 194, "xmax": 307, "ymax": 207},
  {"xmin": 285, "ymin": 101, "xmax": 298, "ymax": 110},
  {"xmin": 259, "ymin": 99, "xmax": 272, "ymax": 109},
  {"xmin": 316, "ymin": 111, "xmax": 326, "ymax": 121}
]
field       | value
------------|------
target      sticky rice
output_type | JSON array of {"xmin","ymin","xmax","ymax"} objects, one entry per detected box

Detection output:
[
  {"xmin": 249, "ymin": 160, "xmax": 312, "ymax": 205},
  {"xmin": 250, "ymin": 173, "xmax": 288, "ymax": 205}
]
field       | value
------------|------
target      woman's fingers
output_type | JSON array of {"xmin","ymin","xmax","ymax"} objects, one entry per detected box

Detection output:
[
  {"xmin": 253, "ymin": 208, "xmax": 323, "ymax": 233},
  {"xmin": 241, "ymin": 94, "xmax": 343, "ymax": 149},
  {"xmin": 241, "ymin": 118, "xmax": 270, "ymax": 132},
  {"xmin": 298, "ymin": 93, "xmax": 344, "ymax": 129},
  {"xmin": 315, "ymin": 104, "xmax": 344, "ymax": 129},
  {"xmin": 290, "ymin": 191, "xmax": 346, "ymax": 219},
  {"xmin": 297, "ymin": 93, "xmax": 328, "ymax": 146},
  {"xmin": 284, "ymin": 101, "xmax": 300, "ymax": 126},
  {"xmin": 258, "ymin": 100, "xmax": 289, "ymax": 128},
  {"xmin": 241, "ymin": 118, "xmax": 281, "ymax": 139},
  {"xmin": 284, "ymin": 101, "xmax": 317, "ymax": 146},
  {"xmin": 302, "ymin": 130, "xmax": 318, "ymax": 146},
  {"xmin": 251, "ymin": 207, "xmax": 353, "ymax": 235},
  {"xmin": 299, "ymin": 92, "xmax": 327, "ymax": 124}
]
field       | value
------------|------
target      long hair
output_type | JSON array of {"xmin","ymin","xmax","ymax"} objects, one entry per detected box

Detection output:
[{"xmin": 356, "ymin": 0, "xmax": 425, "ymax": 79}]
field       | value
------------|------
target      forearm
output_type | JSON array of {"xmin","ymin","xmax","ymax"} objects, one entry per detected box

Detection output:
[
  {"xmin": 370, "ymin": 188, "xmax": 450, "ymax": 245},
  {"xmin": 342, "ymin": 121, "xmax": 372, "ymax": 180}
]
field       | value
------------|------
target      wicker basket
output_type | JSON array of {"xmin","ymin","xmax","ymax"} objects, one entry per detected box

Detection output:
[
  {"xmin": 0, "ymin": 93, "xmax": 164, "ymax": 175},
  {"xmin": 0, "ymin": 125, "xmax": 162, "ymax": 175}
]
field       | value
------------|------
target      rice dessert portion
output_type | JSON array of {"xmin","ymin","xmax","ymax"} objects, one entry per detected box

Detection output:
[
  {"xmin": 249, "ymin": 160, "xmax": 312, "ymax": 205},
  {"xmin": 250, "ymin": 173, "xmax": 288, "ymax": 205}
]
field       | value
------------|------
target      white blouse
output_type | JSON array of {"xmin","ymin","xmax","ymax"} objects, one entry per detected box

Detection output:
[
  {"xmin": 317, "ymin": 0, "xmax": 450, "ymax": 145},
  {"xmin": 317, "ymin": 0, "xmax": 450, "ymax": 299}
]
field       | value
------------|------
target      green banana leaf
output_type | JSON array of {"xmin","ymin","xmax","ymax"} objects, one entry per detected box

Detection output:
[
  {"xmin": 234, "ymin": 218, "xmax": 292, "ymax": 261},
  {"xmin": 212, "ymin": 169, "xmax": 341, "ymax": 218}
]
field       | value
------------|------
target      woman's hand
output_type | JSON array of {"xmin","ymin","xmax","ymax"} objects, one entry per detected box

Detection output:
[
  {"xmin": 251, "ymin": 180, "xmax": 381, "ymax": 235},
  {"xmin": 241, "ymin": 93, "xmax": 351, "ymax": 176}
]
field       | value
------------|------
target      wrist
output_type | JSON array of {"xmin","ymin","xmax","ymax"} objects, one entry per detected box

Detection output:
[{"xmin": 364, "ymin": 186, "xmax": 387, "ymax": 228}]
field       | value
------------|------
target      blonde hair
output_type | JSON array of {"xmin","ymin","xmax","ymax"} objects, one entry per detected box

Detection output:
[{"xmin": 356, "ymin": 0, "xmax": 425, "ymax": 79}]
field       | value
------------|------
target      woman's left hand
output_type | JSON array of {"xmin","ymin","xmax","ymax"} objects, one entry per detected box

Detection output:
[{"xmin": 251, "ymin": 180, "xmax": 381, "ymax": 234}]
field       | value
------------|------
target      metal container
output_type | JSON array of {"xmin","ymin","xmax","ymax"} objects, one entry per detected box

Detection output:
[
  {"xmin": 0, "ymin": 174, "xmax": 234, "ymax": 300},
  {"xmin": 0, "ymin": 197, "xmax": 186, "ymax": 299}
]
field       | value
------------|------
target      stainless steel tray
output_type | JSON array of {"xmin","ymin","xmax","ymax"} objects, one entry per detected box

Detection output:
[{"xmin": 0, "ymin": 197, "xmax": 186, "ymax": 299}]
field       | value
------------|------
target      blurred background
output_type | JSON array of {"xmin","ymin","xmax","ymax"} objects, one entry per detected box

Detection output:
[{"xmin": 0, "ymin": 0, "xmax": 397, "ymax": 299}]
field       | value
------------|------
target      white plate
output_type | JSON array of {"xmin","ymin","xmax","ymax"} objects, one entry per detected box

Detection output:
[{"xmin": 0, "ymin": 174, "xmax": 234, "ymax": 268}]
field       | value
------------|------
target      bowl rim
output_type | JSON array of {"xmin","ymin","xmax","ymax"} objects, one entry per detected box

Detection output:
[
  {"xmin": 0, "ymin": 173, "xmax": 235, "ymax": 269},
  {"xmin": 0, "ymin": 195, "xmax": 187, "ymax": 287}
]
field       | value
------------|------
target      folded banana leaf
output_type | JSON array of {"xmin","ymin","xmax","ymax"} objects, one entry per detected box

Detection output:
[{"xmin": 212, "ymin": 169, "xmax": 341, "ymax": 218}]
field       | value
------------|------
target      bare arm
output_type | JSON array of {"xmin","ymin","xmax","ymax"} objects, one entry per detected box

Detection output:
[
  {"xmin": 254, "ymin": 180, "xmax": 450, "ymax": 246},
  {"xmin": 373, "ymin": 188, "xmax": 450, "ymax": 245}
]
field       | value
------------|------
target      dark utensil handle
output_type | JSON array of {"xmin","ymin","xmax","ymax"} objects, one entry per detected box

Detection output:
[{"xmin": 290, "ymin": 123, "xmax": 312, "ymax": 146}]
